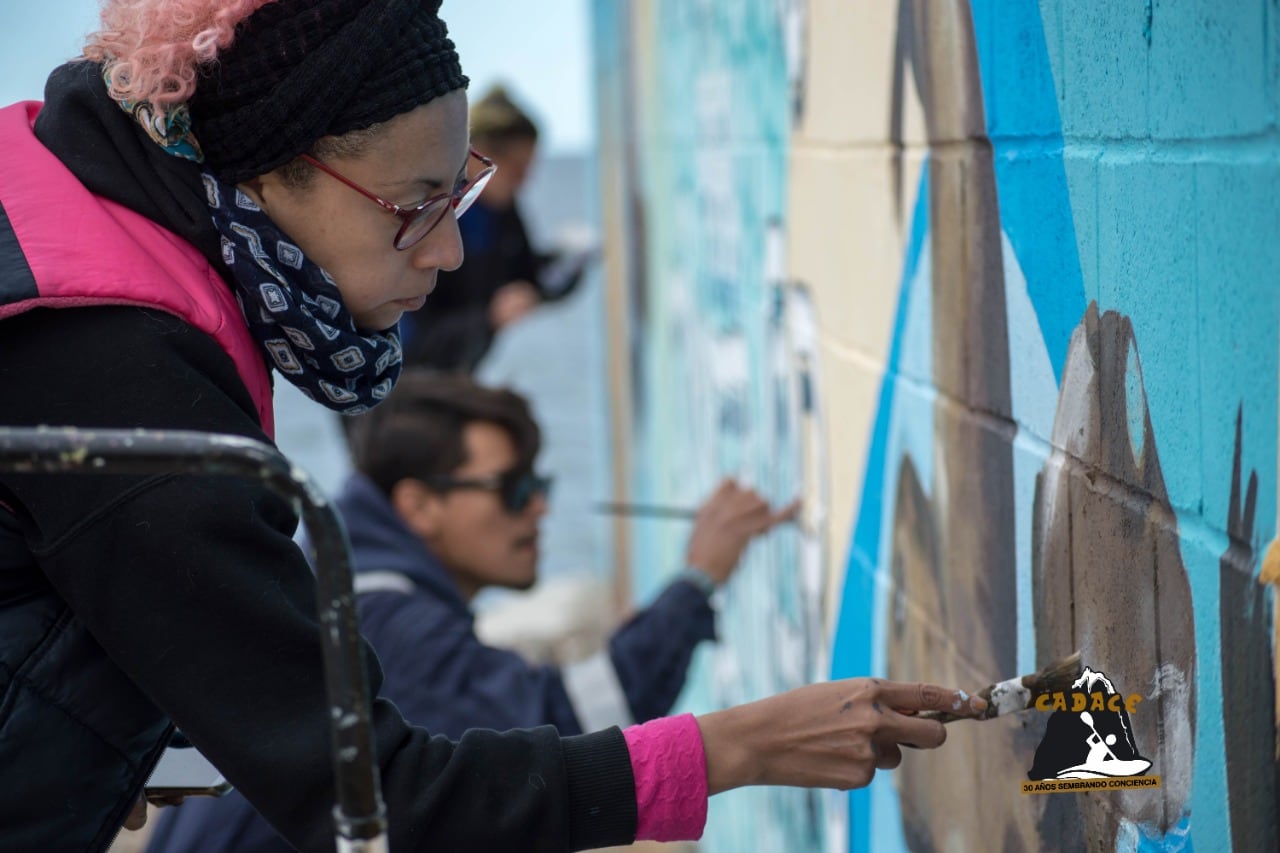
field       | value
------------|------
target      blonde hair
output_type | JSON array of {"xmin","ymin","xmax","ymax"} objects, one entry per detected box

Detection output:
[
  {"xmin": 469, "ymin": 84, "xmax": 539, "ymax": 147},
  {"xmin": 83, "ymin": 0, "xmax": 275, "ymax": 107}
]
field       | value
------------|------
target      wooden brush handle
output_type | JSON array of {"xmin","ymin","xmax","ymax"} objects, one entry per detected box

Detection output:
[
  {"xmin": 916, "ymin": 686, "xmax": 998, "ymax": 723},
  {"xmin": 917, "ymin": 708, "xmax": 982, "ymax": 723}
]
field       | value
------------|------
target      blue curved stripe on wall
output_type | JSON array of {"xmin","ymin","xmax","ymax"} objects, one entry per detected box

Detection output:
[
  {"xmin": 829, "ymin": 169, "xmax": 928, "ymax": 853},
  {"xmin": 970, "ymin": 0, "xmax": 1087, "ymax": 379},
  {"xmin": 831, "ymin": 3, "xmax": 1086, "ymax": 849}
]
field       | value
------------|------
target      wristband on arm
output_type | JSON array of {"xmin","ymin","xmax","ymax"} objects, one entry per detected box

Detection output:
[
  {"xmin": 623, "ymin": 713, "xmax": 709, "ymax": 841},
  {"xmin": 674, "ymin": 566, "xmax": 718, "ymax": 598}
]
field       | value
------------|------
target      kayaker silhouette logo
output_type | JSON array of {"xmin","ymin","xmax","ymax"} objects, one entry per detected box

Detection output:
[{"xmin": 1021, "ymin": 667, "xmax": 1161, "ymax": 794}]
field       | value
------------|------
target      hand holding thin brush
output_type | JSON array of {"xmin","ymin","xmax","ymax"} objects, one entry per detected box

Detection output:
[
  {"xmin": 684, "ymin": 479, "xmax": 801, "ymax": 585},
  {"xmin": 697, "ymin": 678, "xmax": 989, "ymax": 792},
  {"xmin": 917, "ymin": 651, "xmax": 1083, "ymax": 724}
]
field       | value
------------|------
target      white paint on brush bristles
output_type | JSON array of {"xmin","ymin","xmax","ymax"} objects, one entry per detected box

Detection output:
[{"xmin": 989, "ymin": 678, "xmax": 1031, "ymax": 717}]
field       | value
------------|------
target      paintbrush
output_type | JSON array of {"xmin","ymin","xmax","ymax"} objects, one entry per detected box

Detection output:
[
  {"xmin": 919, "ymin": 651, "xmax": 1083, "ymax": 723},
  {"xmin": 593, "ymin": 502, "xmax": 699, "ymax": 520}
]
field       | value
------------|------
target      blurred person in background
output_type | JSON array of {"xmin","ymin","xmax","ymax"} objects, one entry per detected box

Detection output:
[
  {"xmin": 149, "ymin": 370, "xmax": 798, "ymax": 852},
  {"xmin": 400, "ymin": 84, "xmax": 592, "ymax": 372}
]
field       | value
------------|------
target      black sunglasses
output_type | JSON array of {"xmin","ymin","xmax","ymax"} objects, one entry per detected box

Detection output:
[{"xmin": 424, "ymin": 469, "xmax": 553, "ymax": 513}]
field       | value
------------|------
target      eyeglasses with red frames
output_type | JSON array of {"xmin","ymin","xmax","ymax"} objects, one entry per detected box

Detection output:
[{"xmin": 299, "ymin": 148, "xmax": 496, "ymax": 251}]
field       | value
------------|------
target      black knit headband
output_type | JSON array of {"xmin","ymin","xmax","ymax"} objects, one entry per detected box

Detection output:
[{"xmin": 189, "ymin": 0, "xmax": 468, "ymax": 184}]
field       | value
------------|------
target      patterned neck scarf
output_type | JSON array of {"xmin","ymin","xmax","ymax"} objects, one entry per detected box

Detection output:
[
  {"xmin": 104, "ymin": 64, "xmax": 204, "ymax": 163},
  {"xmin": 203, "ymin": 173, "xmax": 402, "ymax": 414}
]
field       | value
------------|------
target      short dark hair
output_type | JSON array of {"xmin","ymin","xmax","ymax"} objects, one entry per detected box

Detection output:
[{"xmin": 348, "ymin": 370, "xmax": 541, "ymax": 497}]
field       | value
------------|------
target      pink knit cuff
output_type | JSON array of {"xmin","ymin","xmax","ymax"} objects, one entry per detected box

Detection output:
[{"xmin": 623, "ymin": 713, "xmax": 708, "ymax": 842}]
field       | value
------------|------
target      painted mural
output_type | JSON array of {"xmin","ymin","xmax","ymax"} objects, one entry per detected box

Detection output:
[
  {"xmin": 595, "ymin": 0, "xmax": 1279, "ymax": 851},
  {"xmin": 591, "ymin": 0, "xmax": 835, "ymax": 850},
  {"xmin": 834, "ymin": 1, "xmax": 1280, "ymax": 851}
]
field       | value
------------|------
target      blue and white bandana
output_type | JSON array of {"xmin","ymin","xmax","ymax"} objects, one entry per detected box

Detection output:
[{"xmin": 203, "ymin": 173, "xmax": 402, "ymax": 415}]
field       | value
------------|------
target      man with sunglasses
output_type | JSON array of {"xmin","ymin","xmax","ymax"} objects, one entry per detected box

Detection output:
[{"xmin": 150, "ymin": 369, "xmax": 797, "ymax": 853}]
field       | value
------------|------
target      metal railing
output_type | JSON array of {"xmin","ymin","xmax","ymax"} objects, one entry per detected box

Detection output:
[{"xmin": 0, "ymin": 426, "xmax": 388, "ymax": 852}]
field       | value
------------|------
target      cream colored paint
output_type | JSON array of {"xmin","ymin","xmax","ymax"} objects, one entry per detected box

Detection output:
[
  {"xmin": 800, "ymin": 0, "xmax": 927, "ymax": 147},
  {"xmin": 788, "ymin": 5, "xmax": 928, "ymax": 626}
]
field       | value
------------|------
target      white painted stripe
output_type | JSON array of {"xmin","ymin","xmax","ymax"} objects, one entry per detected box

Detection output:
[
  {"xmin": 352, "ymin": 571, "xmax": 416, "ymax": 595},
  {"xmin": 560, "ymin": 649, "xmax": 635, "ymax": 732}
]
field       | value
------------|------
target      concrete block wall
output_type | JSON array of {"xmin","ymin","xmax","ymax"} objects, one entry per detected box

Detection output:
[
  {"xmin": 801, "ymin": 1, "xmax": 1280, "ymax": 851},
  {"xmin": 596, "ymin": 0, "xmax": 1279, "ymax": 849}
]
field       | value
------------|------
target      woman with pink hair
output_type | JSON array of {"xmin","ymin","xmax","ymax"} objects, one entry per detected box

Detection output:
[{"xmin": 0, "ymin": 1, "xmax": 983, "ymax": 850}]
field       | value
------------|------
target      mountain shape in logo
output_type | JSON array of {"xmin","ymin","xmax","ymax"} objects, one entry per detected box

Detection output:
[{"xmin": 1028, "ymin": 668, "xmax": 1152, "ymax": 781}]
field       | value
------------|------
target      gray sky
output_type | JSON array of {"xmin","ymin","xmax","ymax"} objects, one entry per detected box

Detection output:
[{"xmin": 0, "ymin": 0, "xmax": 595, "ymax": 154}]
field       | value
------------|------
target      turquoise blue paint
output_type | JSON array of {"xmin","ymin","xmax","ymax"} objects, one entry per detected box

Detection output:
[
  {"xmin": 1097, "ymin": 159, "xmax": 1203, "ymax": 513},
  {"xmin": 615, "ymin": 1, "xmax": 830, "ymax": 849},
  {"xmin": 971, "ymin": 0, "xmax": 1087, "ymax": 379},
  {"xmin": 1147, "ymin": 3, "xmax": 1270, "ymax": 139},
  {"xmin": 1139, "ymin": 816, "xmax": 1193, "ymax": 853},
  {"xmin": 839, "ymin": 2, "xmax": 1278, "ymax": 851},
  {"xmin": 1193, "ymin": 160, "xmax": 1280, "ymax": 551},
  {"xmin": 1178, "ymin": 516, "xmax": 1231, "ymax": 850},
  {"xmin": 1121, "ymin": 814, "xmax": 1194, "ymax": 853}
]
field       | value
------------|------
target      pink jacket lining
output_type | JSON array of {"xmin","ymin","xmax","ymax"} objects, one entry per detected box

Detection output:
[{"xmin": 0, "ymin": 101, "xmax": 274, "ymax": 436}]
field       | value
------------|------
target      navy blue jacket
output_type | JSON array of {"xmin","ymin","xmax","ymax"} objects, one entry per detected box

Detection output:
[{"xmin": 149, "ymin": 474, "xmax": 716, "ymax": 852}]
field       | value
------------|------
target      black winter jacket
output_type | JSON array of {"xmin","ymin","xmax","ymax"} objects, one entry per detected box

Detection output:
[
  {"xmin": 0, "ymin": 63, "xmax": 636, "ymax": 853},
  {"xmin": 149, "ymin": 472, "xmax": 717, "ymax": 852}
]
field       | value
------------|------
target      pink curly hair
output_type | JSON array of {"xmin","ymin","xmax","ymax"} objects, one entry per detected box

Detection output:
[{"xmin": 83, "ymin": 0, "xmax": 276, "ymax": 108}]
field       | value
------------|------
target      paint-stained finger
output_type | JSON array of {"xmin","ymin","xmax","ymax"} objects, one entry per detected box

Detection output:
[{"xmin": 878, "ymin": 681, "xmax": 987, "ymax": 717}]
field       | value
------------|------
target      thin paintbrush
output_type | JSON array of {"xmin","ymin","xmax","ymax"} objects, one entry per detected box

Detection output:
[{"xmin": 920, "ymin": 651, "xmax": 1083, "ymax": 723}]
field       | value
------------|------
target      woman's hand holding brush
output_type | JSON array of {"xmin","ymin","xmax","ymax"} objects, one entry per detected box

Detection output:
[
  {"xmin": 696, "ymin": 678, "xmax": 988, "ymax": 793},
  {"xmin": 917, "ymin": 651, "xmax": 1083, "ymax": 724}
]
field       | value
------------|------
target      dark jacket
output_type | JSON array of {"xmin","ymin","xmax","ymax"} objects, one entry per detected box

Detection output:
[
  {"xmin": 149, "ymin": 473, "xmax": 717, "ymax": 852},
  {"xmin": 0, "ymin": 62, "xmax": 636, "ymax": 853}
]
